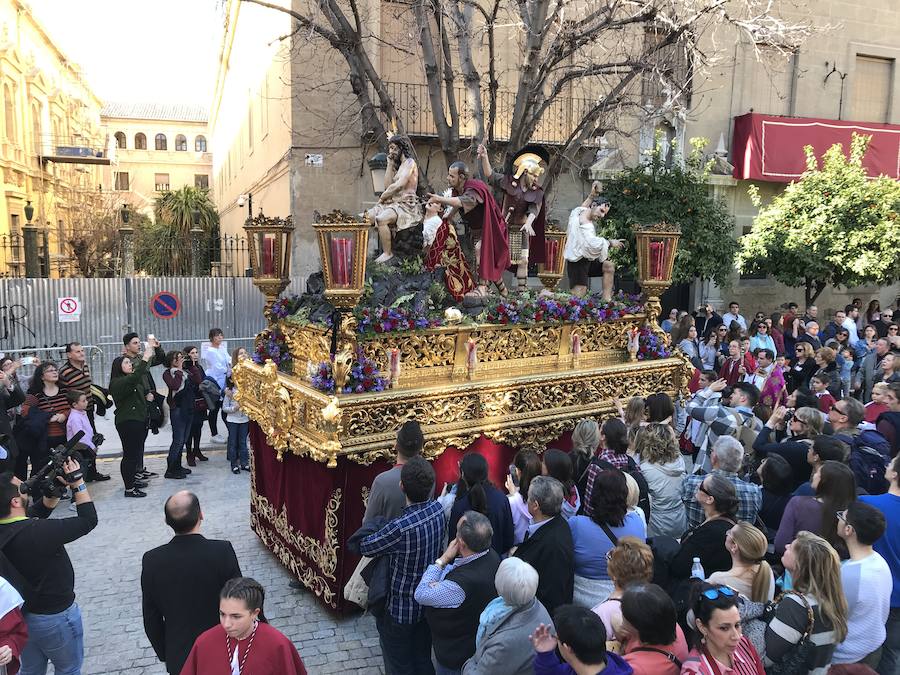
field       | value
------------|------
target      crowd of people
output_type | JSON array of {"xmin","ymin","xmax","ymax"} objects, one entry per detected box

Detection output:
[{"xmin": 350, "ymin": 296, "xmax": 900, "ymax": 675}]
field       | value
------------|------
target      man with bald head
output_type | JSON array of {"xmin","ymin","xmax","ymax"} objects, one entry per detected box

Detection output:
[{"xmin": 141, "ymin": 491, "xmax": 242, "ymax": 674}]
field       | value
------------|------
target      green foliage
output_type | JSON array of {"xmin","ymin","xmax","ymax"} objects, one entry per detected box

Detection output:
[
  {"xmin": 598, "ymin": 136, "xmax": 738, "ymax": 287},
  {"xmin": 135, "ymin": 187, "xmax": 220, "ymax": 275},
  {"xmin": 737, "ymin": 133, "xmax": 900, "ymax": 304}
]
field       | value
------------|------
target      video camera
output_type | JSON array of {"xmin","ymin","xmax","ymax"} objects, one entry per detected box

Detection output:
[{"xmin": 19, "ymin": 431, "xmax": 85, "ymax": 499}]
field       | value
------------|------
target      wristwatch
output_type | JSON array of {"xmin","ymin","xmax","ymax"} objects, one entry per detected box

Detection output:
[
  {"xmin": 434, "ymin": 559, "xmax": 446, "ymax": 569},
  {"xmin": 73, "ymin": 483, "xmax": 87, "ymax": 493}
]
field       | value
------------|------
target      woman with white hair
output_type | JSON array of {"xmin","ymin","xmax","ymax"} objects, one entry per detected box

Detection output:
[{"xmin": 462, "ymin": 557, "xmax": 552, "ymax": 674}]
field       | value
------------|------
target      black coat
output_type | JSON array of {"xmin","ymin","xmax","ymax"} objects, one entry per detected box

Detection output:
[
  {"xmin": 141, "ymin": 534, "xmax": 242, "ymax": 674},
  {"xmin": 514, "ymin": 516, "xmax": 574, "ymax": 616}
]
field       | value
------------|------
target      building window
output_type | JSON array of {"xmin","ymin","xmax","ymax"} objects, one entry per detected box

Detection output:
[
  {"xmin": 194, "ymin": 174, "xmax": 209, "ymax": 189},
  {"xmin": 4, "ymin": 84, "xmax": 15, "ymax": 140},
  {"xmin": 175, "ymin": 134, "xmax": 187, "ymax": 151},
  {"xmin": 134, "ymin": 133, "xmax": 147, "ymax": 149},
  {"xmin": 852, "ymin": 55, "xmax": 893, "ymax": 123},
  {"xmin": 10, "ymin": 214, "xmax": 19, "ymax": 234},
  {"xmin": 195, "ymin": 135, "xmax": 207, "ymax": 152},
  {"xmin": 114, "ymin": 132, "xmax": 126, "ymax": 149},
  {"xmin": 32, "ymin": 103, "xmax": 41, "ymax": 158},
  {"xmin": 154, "ymin": 173, "xmax": 170, "ymax": 191},
  {"xmin": 115, "ymin": 171, "xmax": 130, "ymax": 191},
  {"xmin": 154, "ymin": 133, "xmax": 167, "ymax": 151}
]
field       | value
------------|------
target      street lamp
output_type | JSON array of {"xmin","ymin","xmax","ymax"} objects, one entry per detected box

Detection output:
[
  {"xmin": 633, "ymin": 222, "xmax": 681, "ymax": 334},
  {"xmin": 119, "ymin": 204, "xmax": 135, "ymax": 276},
  {"xmin": 22, "ymin": 200, "xmax": 39, "ymax": 278},
  {"xmin": 367, "ymin": 153, "xmax": 388, "ymax": 196},
  {"xmin": 238, "ymin": 193, "xmax": 253, "ymax": 220},
  {"xmin": 244, "ymin": 213, "xmax": 294, "ymax": 311}
]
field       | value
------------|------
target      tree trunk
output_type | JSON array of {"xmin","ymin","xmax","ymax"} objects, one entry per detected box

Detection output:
[{"xmin": 805, "ymin": 278, "xmax": 826, "ymax": 307}]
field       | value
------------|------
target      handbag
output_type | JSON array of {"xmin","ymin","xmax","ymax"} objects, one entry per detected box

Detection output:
[
  {"xmin": 763, "ymin": 591, "xmax": 815, "ymax": 675},
  {"xmin": 343, "ymin": 555, "xmax": 372, "ymax": 609}
]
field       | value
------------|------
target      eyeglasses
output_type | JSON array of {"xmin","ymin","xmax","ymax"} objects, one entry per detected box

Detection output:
[
  {"xmin": 698, "ymin": 484, "xmax": 711, "ymax": 496},
  {"xmin": 831, "ymin": 404, "xmax": 847, "ymax": 416},
  {"xmin": 702, "ymin": 586, "xmax": 736, "ymax": 601},
  {"xmin": 835, "ymin": 509, "xmax": 848, "ymax": 524}
]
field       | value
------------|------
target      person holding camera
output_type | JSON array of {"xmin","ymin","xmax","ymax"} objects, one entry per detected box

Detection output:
[
  {"xmin": 0, "ymin": 457, "xmax": 97, "ymax": 675},
  {"xmin": 110, "ymin": 338, "xmax": 158, "ymax": 498}
]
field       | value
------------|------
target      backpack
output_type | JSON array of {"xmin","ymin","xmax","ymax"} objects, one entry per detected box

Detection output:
[
  {"xmin": 836, "ymin": 430, "xmax": 891, "ymax": 494},
  {"xmin": 727, "ymin": 408, "xmax": 760, "ymax": 463}
]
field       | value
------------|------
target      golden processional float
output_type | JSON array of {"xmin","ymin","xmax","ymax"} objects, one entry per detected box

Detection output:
[{"xmin": 233, "ymin": 210, "xmax": 691, "ymax": 611}]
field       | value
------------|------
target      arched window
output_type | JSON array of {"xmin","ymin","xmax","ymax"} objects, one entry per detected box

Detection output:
[
  {"xmin": 114, "ymin": 131, "xmax": 126, "ymax": 149},
  {"xmin": 134, "ymin": 133, "xmax": 147, "ymax": 149},
  {"xmin": 175, "ymin": 134, "xmax": 187, "ymax": 151},
  {"xmin": 154, "ymin": 133, "xmax": 167, "ymax": 150},
  {"xmin": 4, "ymin": 85, "xmax": 15, "ymax": 140},
  {"xmin": 195, "ymin": 135, "xmax": 207, "ymax": 152}
]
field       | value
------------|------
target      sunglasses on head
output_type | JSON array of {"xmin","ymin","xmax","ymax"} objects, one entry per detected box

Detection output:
[{"xmin": 702, "ymin": 586, "xmax": 736, "ymax": 601}]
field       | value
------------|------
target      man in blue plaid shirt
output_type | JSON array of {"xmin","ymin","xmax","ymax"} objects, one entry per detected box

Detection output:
[
  {"xmin": 360, "ymin": 455, "xmax": 445, "ymax": 675},
  {"xmin": 681, "ymin": 435, "xmax": 762, "ymax": 531}
]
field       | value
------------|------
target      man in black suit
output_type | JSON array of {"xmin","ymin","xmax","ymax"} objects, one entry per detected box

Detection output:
[
  {"xmin": 513, "ymin": 476, "xmax": 574, "ymax": 615},
  {"xmin": 141, "ymin": 491, "xmax": 242, "ymax": 674}
]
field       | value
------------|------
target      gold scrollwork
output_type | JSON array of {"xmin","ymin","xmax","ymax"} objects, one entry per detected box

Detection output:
[
  {"xmin": 578, "ymin": 318, "xmax": 642, "ymax": 353},
  {"xmin": 250, "ymin": 471, "xmax": 342, "ymax": 607},
  {"xmin": 235, "ymin": 361, "xmax": 293, "ymax": 459},
  {"xmin": 360, "ymin": 331, "xmax": 457, "ymax": 372},
  {"xmin": 469, "ymin": 325, "xmax": 561, "ymax": 362}
]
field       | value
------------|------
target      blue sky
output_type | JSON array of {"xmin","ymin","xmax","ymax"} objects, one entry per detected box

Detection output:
[{"xmin": 30, "ymin": 0, "xmax": 222, "ymax": 106}]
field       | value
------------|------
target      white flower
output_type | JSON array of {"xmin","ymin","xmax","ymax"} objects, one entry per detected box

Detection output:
[{"xmin": 444, "ymin": 307, "xmax": 462, "ymax": 323}]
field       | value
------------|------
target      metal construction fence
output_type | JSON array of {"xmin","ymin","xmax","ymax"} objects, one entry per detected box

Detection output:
[{"xmin": 0, "ymin": 276, "xmax": 307, "ymax": 386}]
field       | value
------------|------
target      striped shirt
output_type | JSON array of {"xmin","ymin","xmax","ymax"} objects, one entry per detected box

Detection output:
[
  {"xmin": 359, "ymin": 499, "xmax": 445, "ymax": 624},
  {"xmin": 681, "ymin": 636, "xmax": 764, "ymax": 674},
  {"xmin": 58, "ymin": 360, "xmax": 92, "ymax": 397},
  {"xmin": 764, "ymin": 592, "xmax": 836, "ymax": 675},
  {"xmin": 23, "ymin": 391, "xmax": 70, "ymax": 438}
]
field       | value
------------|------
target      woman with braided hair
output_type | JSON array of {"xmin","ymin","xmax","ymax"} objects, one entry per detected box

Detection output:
[{"xmin": 180, "ymin": 577, "xmax": 307, "ymax": 674}]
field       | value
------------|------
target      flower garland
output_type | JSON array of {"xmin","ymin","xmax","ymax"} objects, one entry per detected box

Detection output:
[
  {"xmin": 355, "ymin": 306, "xmax": 442, "ymax": 336},
  {"xmin": 309, "ymin": 351, "xmax": 388, "ymax": 394},
  {"xmin": 636, "ymin": 326, "xmax": 672, "ymax": 361},
  {"xmin": 483, "ymin": 291, "xmax": 644, "ymax": 326}
]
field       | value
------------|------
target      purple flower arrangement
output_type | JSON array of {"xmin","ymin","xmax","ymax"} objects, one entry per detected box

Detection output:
[
  {"xmin": 355, "ymin": 306, "xmax": 441, "ymax": 336},
  {"xmin": 310, "ymin": 350, "xmax": 388, "ymax": 395},
  {"xmin": 252, "ymin": 326, "xmax": 293, "ymax": 372},
  {"xmin": 637, "ymin": 326, "xmax": 672, "ymax": 361},
  {"xmin": 484, "ymin": 291, "xmax": 644, "ymax": 326},
  {"xmin": 268, "ymin": 296, "xmax": 303, "ymax": 320}
]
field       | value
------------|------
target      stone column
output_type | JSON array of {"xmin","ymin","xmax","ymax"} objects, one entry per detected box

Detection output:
[
  {"xmin": 22, "ymin": 224, "xmax": 40, "ymax": 278},
  {"xmin": 119, "ymin": 226, "xmax": 135, "ymax": 276}
]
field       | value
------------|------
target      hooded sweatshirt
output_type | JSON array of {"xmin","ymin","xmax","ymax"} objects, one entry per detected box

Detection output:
[
  {"xmin": 640, "ymin": 456, "xmax": 687, "ymax": 538},
  {"xmin": 533, "ymin": 649, "xmax": 633, "ymax": 675}
]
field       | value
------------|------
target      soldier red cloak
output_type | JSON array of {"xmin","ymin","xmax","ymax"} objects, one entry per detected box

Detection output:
[{"xmin": 457, "ymin": 179, "xmax": 510, "ymax": 283}]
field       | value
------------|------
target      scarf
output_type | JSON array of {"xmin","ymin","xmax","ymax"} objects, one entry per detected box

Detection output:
[{"xmin": 476, "ymin": 597, "xmax": 518, "ymax": 648}]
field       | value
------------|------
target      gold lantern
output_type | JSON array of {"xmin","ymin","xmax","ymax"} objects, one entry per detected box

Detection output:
[
  {"xmin": 244, "ymin": 213, "xmax": 295, "ymax": 308},
  {"xmin": 633, "ymin": 222, "xmax": 681, "ymax": 331},
  {"xmin": 537, "ymin": 227, "xmax": 567, "ymax": 291},
  {"xmin": 313, "ymin": 218, "xmax": 370, "ymax": 356},
  {"xmin": 312, "ymin": 220, "xmax": 370, "ymax": 309}
]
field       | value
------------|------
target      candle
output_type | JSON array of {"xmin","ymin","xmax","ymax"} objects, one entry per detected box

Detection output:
[
  {"xmin": 262, "ymin": 234, "xmax": 275, "ymax": 276},
  {"xmin": 389, "ymin": 348, "xmax": 401, "ymax": 384},
  {"xmin": 545, "ymin": 240, "xmax": 559, "ymax": 268},
  {"xmin": 466, "ymin": 338, "xmax": 477, "ymax": 376},
  {"xmin": 649, "ymin": 241, "xmax": 663, "ymax": 279},
  {"xmin": 330, "ymin": 236, "xmax": 354, "ymax": 286},
  {"xmin": 571, "ymin": 332, "xmax": 581, "ymax": 359}
]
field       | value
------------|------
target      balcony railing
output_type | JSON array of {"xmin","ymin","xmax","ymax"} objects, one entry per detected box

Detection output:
[
  {"xmin": 378, "ymin": 81, "xmax": 599, "ymax": 146},
  {"xmin": 37, "ymin": 134, "xmax": 110, "ymax": 166}
]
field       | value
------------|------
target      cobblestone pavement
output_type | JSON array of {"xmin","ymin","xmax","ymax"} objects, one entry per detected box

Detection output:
[{"xmin": 62, "ymin": 451, "xmax": 384, "ymax": 674}]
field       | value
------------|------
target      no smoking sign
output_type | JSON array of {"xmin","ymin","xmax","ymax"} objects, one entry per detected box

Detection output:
[{"xmin": 57, "ymin": 297, "xmax": 81, "ymax": 323}]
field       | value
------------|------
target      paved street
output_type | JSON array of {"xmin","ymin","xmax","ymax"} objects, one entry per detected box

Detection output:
[{"xmin": 63, "ymin": 449, "xmax": 385, "ymax": 674}]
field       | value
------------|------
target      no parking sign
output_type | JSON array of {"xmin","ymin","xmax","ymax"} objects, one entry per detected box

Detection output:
[{"xmin": 150, "ymin": 291, "xmax": 181, "ymax": 320}]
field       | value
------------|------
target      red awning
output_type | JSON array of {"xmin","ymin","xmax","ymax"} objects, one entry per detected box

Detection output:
[{"xmin": 732, "ymin": 112, "xmax": 900, "ymax": 182}]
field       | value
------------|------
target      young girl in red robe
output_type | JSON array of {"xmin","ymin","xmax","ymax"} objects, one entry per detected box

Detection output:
[
  {"xmin": 180, "ymin": 577, "xmax": 306, "ymax": 675},
  {"xmin": 0, "ymin": 576, "xmax": 28, "ymax": 675}
]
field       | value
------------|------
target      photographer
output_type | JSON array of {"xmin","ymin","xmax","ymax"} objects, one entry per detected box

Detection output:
[{"xmin": 0, "ymin": 456, "xmax": 97, "ymax": 674}]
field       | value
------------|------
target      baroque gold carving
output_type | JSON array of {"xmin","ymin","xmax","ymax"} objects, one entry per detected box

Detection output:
[
  {"xmin": 359, "ymin": 331, "xmax": 457, "ymax": 372},
  {"xmin": 250, "ymin": 471, "xmax": 342, "ymax": 607},
  {"xmin": 468, "ymin": 325, "xmax": 561, "ymax": 362},
  {"xmin": 234, "ymin": 360, "xmax": 293, "ymax": 460}
]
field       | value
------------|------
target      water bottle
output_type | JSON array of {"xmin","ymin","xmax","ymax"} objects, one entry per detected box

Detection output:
[{"xmin": 691, "ymin": 557, "xmax": 705, "ymax": 580}]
